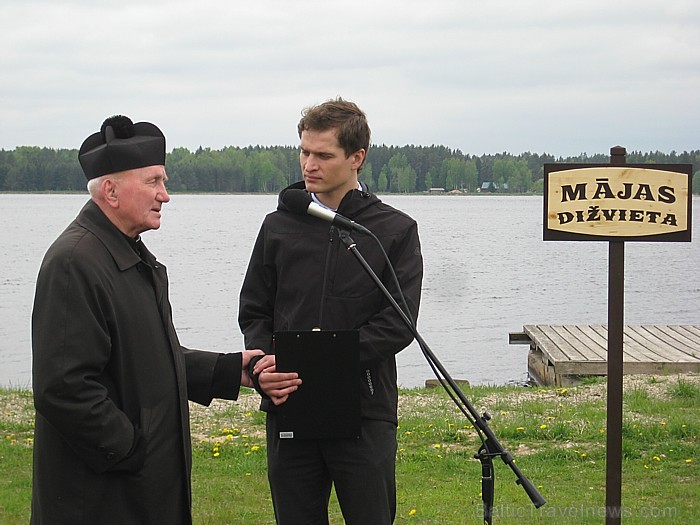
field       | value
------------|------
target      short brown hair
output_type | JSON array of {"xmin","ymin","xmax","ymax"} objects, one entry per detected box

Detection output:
[{"xmin": 297, "ymin": 97, "xmax": 371, "ymax": 169}]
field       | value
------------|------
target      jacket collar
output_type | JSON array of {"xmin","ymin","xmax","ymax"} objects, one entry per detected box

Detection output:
[
  {"xmin": 76, "ymin": 200, "xmax": 147, "ymax": 272},
  {"xmin": 278, "ymin": 180, "xmax": 378, "ymax": 218}
]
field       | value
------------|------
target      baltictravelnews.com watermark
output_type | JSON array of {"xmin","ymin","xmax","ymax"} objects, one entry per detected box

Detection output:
[{"xmin": 471, "ymin": 503, "xmax": 679, "ymax": 520}]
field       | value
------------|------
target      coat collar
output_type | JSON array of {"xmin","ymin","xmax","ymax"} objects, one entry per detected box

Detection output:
[
  {"xmin": 277, "ymin": 180, "xmax": 378, "ymax": 218},
  {"xmin": 76, "ymin": 199, "xmax": 149, "ymax": 272}
]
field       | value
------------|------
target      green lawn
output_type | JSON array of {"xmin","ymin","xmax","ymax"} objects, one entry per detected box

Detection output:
[{"xmin": 2, "ymin": 374, "xmax": 698, "ymax": 524}]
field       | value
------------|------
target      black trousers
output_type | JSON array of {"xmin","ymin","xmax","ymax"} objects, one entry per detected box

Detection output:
[{"xmin": 266, "ymin": 414, "xmax": 397, "ymax": 525}]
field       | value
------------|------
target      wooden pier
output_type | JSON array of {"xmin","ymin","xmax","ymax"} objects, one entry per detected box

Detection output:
[{"xmin": 509, "ymin": 324, "xmax": 700, "ymax": 386}]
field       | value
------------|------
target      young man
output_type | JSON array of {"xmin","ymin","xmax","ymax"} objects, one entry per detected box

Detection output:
[
  {"xmin": 239, "ymin": 98, "xmax": 423, "ymax": 524},
  {"xmin": 30, "ymin": 115, "xmax": 277, "ymax": 524}
]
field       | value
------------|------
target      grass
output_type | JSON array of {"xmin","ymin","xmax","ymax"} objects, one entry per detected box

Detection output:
[{"xmin": 1, "ymin": 374, "xmax": 698, "ymax": 524}]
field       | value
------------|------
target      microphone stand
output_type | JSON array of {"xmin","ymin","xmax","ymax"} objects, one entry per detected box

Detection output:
[{"xmin": 338, "ymin": 230, "xmax": 546, "ymax": 524}]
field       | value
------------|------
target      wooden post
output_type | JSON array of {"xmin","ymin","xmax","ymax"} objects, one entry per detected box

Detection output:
[
  {"xmin": 606, "ymin": 146, "xmax": 626, "ymax": 524},
  {"xmin": 543, "ymin": 148, "xmax": 692, "ymax": 523}
]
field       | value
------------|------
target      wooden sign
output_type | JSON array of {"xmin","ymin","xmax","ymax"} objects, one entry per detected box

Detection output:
[{"xmin": 544, "ymin": 164, "xmax": 692, "ymax": 242}]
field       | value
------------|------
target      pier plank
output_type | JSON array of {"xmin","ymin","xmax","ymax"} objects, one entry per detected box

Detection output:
[
  {"xmin": 522, "ymin": 325, "xmax": 569, "ymax": 362},
  {"xmin": 628, "ymin": 325, "xmax": 700, "ymax": 362},
  {"xmin": 656, "ymin": 325, "xmax": 700, "ymax": 354},
  {"xmin": 513, "ymin": 324, "xmax": 700, "ymax": 386},
  {"xmin": 677, "ymin": 325, "xmax": 700, "ymax": 344},
  {"xmin": 570, "ymin": 325, "xmax": 609, "ymax": 360}
]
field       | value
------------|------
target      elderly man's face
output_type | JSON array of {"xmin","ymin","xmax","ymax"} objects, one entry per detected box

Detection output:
[{"xmin": 112, "ymin": 165, "xmax": 170, "ymax": 237}]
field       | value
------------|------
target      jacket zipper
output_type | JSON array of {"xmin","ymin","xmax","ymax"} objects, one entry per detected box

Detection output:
[
  {"xmin": 317, "ymin": 225, "xmax": 335, "ymax": 325},
  {"xmin": 365, "ymin": 369, "xmax": 375, "ymax": 395}
]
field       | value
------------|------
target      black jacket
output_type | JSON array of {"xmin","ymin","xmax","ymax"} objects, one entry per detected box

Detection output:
[
  {"xmin": 239, "ymin": 181, "xmax": 423, "ymax": 423},
  {"xmin": 31, "ymin": 200, "xmax": 243, "ymax": 525}
]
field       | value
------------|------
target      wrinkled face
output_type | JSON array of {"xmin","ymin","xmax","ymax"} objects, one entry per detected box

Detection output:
[
  {"xmin": 299, "ymin": 128, "xmax": 365, "ymax": 209},
  {"xmin": 113, "ymin": 165, "xmax": 170, "ymax": 237}
]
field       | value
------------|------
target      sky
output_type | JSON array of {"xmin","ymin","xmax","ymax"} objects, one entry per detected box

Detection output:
[{"xmin": 1, "ymin": 0, "xmax": 698, "ymax": 157}]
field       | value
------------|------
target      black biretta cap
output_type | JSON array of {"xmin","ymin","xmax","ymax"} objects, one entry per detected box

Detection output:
[{"xmin": 78, "ymin": 115, "xmax": 166, "ymax": 180}]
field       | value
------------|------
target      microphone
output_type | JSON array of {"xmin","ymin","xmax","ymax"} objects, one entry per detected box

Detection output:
[{"xmin": 282, "ymin": 190, "xmax": 372, "ymax": 235}]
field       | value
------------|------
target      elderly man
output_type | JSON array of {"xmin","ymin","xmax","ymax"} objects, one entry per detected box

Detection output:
[{"xmin": 30, "ymin": 115, "xmax": 283, "ymax": 524}]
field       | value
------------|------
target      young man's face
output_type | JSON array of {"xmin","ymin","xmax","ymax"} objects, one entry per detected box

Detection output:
[{"xmin": 299, "ymin": 128, "xmax": 365, "ymax": 209}]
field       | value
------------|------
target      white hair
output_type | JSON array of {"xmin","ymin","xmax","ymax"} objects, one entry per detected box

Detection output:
[
  {"xmin": 86, "ymin": 176, "xmax": 104, "ymax": 197},
  {"xmin": 87, "ymin": 173, "xmax": 124, "ymax": 198}
]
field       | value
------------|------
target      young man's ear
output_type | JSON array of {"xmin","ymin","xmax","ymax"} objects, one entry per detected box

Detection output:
[{"xmin": 351, "ymin": 149, "xmax": 366, "ymax": 171}]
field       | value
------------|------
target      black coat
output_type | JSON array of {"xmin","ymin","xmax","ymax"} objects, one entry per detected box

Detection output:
[
  {"xmin": 239, "ymin": 182, "xmax": 423, "ymax": 423},
  {"xmin": 31, "ymin": 200, "xmax": 242, "ymax": 525}
]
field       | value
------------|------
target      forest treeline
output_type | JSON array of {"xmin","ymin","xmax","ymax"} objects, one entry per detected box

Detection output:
[{"xmin": 1, "ymin": 145, "xmax": 699, "ymax": 194}]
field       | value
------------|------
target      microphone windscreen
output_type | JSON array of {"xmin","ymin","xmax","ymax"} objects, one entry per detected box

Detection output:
[{"xmin": 281, "ymin": 189, "xmax": 312, "ymax": 215}]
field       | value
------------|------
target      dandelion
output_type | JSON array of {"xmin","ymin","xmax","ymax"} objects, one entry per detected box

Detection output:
[
  {"xmin": 409, "ymin": 509, "xmax": 417, "ymax": 517},
  {"xmin": 653, "ymin": 456, "xmax": 661, "ymax": 462},
  {"xmin": 433, "ymin": 443, "xmax": 441, "ymax": 449},
  {"xmin": 685, "ymin": 459, "xmax": 693, "ymax": 464},
  {"xmin": 251, "ymin": 445, "xmax": 260, "ymax": 452},
  {"xmin": 516, "ymin": 426, "xmax": 525, "ymax": 431},
  {"xmin": 539, "ymin": 424, "xmax": 547, "ymax": 430}
]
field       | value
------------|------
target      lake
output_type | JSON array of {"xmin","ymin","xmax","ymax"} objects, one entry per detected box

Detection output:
[{"xmin": 1, "ymin": 193, "xmax": 698, "ymax": 388}]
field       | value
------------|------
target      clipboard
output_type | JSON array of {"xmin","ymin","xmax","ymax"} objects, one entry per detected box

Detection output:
[{"xmin": 273, "ymin": 330, "xmax": 360, "ymax": 440}]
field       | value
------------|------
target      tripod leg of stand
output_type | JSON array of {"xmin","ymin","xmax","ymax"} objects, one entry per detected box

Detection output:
[{"xmin": 476, "ymin": 445, "xmax": 495, "ymax": 525}]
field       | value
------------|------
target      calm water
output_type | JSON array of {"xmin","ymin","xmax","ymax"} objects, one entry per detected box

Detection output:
[{"xmin": 1, "ymin": 194, "xmax": 698, "ymax": 388}]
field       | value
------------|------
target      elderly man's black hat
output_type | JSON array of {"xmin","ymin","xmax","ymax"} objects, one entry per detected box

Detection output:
[{"xmin": 78, "ymin": 115, "xmax": 166, "ymax": 180}]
